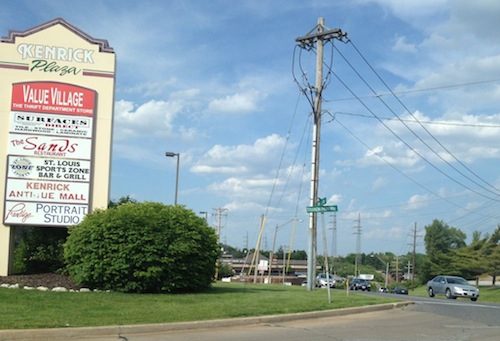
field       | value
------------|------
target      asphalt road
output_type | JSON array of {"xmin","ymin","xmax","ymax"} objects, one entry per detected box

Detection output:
[
  {"xmin": 369, "ymin": 290, "xmax": 500, "ymax": 325},
  {"xmin": 2, "ymin": 295, "xmax": 499, "ymax": 341},
  {"xmin": 133, "ymin": 306, "xmax": 499, "ymax": 341}
]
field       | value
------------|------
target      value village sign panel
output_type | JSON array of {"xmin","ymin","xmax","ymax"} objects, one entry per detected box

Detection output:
[{"xmin": 0, "ymin": 18, "xmax": 115, "ymax": 274}]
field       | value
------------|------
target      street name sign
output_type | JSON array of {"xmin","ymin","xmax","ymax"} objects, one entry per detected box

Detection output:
[{"xmin": 306, "ymin": 205, "xmax": 338, "ymax": 213}]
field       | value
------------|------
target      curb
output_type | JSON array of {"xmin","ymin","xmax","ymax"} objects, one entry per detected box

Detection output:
[{"xmin": 0, "ymin": 301, "xmax": 414, "ymax": 340}]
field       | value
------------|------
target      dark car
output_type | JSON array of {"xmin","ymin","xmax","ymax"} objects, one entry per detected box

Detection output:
[
  {"xmin": 391, "ymin": 286, "xmax": 408, "ymax": 295},
  {"xmin": 349, "ymin": 278, "xmax": 371, "ymax": 291}
]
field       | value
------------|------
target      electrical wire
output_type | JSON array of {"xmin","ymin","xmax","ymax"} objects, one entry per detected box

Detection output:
[
  {"xmin": 334, "ymin": 116, "xmax": 472, "ymax": 212},
  {"xmin": 328, "ymin": 78, "xmax": 500, "ymax": 102},
  {"xmin": 333, "ymin": 111, "xmax": 500, "ymax": 129},
  {"xmin": 345, "ymin": 40, "xmax": 500, "ymax": 195},
  {"xmin": 325, "ymin": 42, "xmax": 500, "ymax": 201}
]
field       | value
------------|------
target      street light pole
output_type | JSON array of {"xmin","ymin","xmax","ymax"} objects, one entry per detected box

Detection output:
[{"xmin": 165, "ymin": 152, "xmax": 180, "ymax": 205}]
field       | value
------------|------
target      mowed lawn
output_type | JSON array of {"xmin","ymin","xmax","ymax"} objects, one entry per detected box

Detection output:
[{"xmin": 0, "ymin": 282, "xmax": 399, "ymax": 329}]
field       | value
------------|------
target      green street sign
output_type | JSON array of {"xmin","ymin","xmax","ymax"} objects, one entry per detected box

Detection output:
[
  {"xmin": 306, "ymin": 205, "xmax": 338, "ymax": 213},
  {"xmin": 317, "ymin": 197, "xmax": 327, "ymax": 206}
]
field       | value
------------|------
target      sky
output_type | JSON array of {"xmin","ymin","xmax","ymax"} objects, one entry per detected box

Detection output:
[{"xmin": 2, "ymin": 0, "xmax": 500, "ymax": 258}]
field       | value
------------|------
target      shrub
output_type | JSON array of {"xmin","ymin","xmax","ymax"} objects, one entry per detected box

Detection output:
[
  {"xmin": 13, "ymin": 227, "xmax": 67, "ymax": 274},
  {"xmin": 64, "ymin": 202, "xmax": 218, "ymax": 293},
  {"xmin": 217, "ymin": 263, "xmax": 235, "ymax": 279}
]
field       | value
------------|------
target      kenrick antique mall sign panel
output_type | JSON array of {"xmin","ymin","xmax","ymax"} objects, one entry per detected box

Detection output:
[{"xmin": 0, "ymin": 18, "xmax": 115, "ymax": 275}]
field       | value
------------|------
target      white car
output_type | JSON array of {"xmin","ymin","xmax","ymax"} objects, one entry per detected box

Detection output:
[
  {"xmin": 315, "ymin": 273, "xmax": 335, "ymax": 288},
  {"xmin": 427, "ymin": 275, "xmax": 479, "ymax": 301}
]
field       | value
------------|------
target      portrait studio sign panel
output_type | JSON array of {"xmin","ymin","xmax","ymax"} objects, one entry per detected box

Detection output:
[{"xmin": 0, "ymin": 18, "xmax": 115, "ymax": 274}]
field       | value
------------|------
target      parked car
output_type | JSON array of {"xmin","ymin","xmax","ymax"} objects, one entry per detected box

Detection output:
[
  {"xmin": 315, "ymin": 273, "xmax": 335, "ymax": 288},
  {"xmin": 427, "ymin": 275, "xmax": 479, "ymax": 301},
  {"xmin": 378, "ymin": 286, "xmax": 388, "ymax": 293},
  {"xmin": 391, "ymin": 286, "xmax": 408, "ymax": 295},
  {"xmin": 349, "ymin": 278, "xmax": 371, "ymax": 291}
]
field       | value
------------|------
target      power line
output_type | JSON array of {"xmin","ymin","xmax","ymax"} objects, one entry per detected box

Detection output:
[
  {"xmin": 332, "ymin": 111, "xmax": 500, "ymax": 129},
  {"xmin": 346, "ymin": 40, "xmax": 500, "ymax": 196},
  {"xmin": 334, "ymin": 117, "xmax": 474, "ymax": 211},
  {"xmin": 324, "ymin": 42, "xmax": 500, "ymax": 201},
  {"xmin": 328, "ymin": 78, "xmax": 500, "ymax": 102}
]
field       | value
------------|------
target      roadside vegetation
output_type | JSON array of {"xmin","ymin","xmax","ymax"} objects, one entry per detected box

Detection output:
[
  {"xmin": 0, "ymin": 282, "xmax": 399, "ymax": 329},
  {"xmin": 4, "ymin": 197, "xmax": 499, "ymax": 330}
]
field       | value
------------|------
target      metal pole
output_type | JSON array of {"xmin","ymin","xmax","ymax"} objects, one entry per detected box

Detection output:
[
  {"xmin": 165, "ymin": 152, "xmax": 180, "ymax": 205},
  {"xmin": 174, "ymin": 153, "xmax": 179, "ymax": 205},
  {"xmin": 268, "ymin": 224, "xmax": 278, "ymax": 284},
  {"xmin": 385, "ymin": 262, "xmax": 389, "ymax": 288}
]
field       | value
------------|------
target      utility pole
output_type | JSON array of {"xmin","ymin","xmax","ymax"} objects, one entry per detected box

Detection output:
[
  {"xmin": 212, "ymin": 207, "xmax": 228, "ymax": 244},
  {"xmin": 396, "ymin": 256, "xmax": 400, "ymax": 283},
  {"xmin": 330, "ymin": 213, "xmax": 337, "ymax": 259},
  {"xmin": 412, "ymin": 222, "xmax": 417, "ymax": 290},
  {"xmin": 212, "ymin": 207, "xmax": 227, "ymax": 280},
  {"xmin": 353, "ymin": 212, "xmax": 362, "ymax": 277},
  {"xmin": 296, "ymin": 17, "xmax": 347, "ymax": 291}
]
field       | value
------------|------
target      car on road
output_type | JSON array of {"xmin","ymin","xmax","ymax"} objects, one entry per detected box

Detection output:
[
  {"xmin": 315, "ymin": 273, "xmax": 335, "ymax": 288},
  {"xmin": 378, "ymin": 286, "xmax": 388, "ymax": 293},
  {"xmin": 427, "ymin": 275, "xmax": 479, "ymax": 301},
  {"xmin": 349, "ymin": 278, "xmax": 371, "ymax": 291},
  {"xmin": 391, "ymin": 286, "xmax": 408, "ymax": 295}
]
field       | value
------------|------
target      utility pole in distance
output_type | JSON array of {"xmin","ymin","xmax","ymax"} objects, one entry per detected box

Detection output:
[
  {"xmin": 212, "ymin": 207, "xmax": 228, "ymax": 244},
  {"xmin": 295, "ymin": 17, "xmax": 347, "ymax": 291}
]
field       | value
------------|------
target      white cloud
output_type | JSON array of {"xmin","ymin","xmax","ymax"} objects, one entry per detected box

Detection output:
[
  {"xmin": 113, "ymin": 99, "xmax": 183, "ymax": 141},
  {"xmin": 371, "ymin": 177, "xmax": 388, "ymax": 192},
  {"xmin": 207, "ymin": 89, "xmax": 263, "ymax": 114},
  {"xmin": 406, "ymin": 194, "xmax": 430, "ymax": 210},
  {"xmin": 192, "ymin": 134, "xmax": 287, "ymax": 175},
  {"xmin": 392, "ymin": 36, "xmax": 417, "ymax": 53}
]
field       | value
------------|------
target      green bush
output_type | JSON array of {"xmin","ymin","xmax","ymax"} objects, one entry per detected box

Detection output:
[
  {"xmin": 217, "ymin": 263, "xmax": 235, "ymax": 279},
  {"xmin": 13, "ymin": 227, "xmax": 67, "ymax": 274},
  {"xmin": 64, "ymin": 202, "xmax": 219, "ymax": 293}
]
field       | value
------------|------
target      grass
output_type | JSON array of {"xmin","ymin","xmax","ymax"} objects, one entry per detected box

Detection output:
[{"xmin": 0, "ymin": 283, "xmax": 399, "ymax": 330}]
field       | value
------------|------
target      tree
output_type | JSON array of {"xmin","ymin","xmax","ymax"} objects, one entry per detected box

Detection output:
[
  {"xmin": 481, "ymin": 226, "xmax": 500, "ymax": 285},
  {"xmin": 64, "ymin": 202, "xmax": 219, "ymax": 293},
  {"xmin": 450, "ymin": 234, "xmax": 485, "ymax": 280},
  {"xmin": 423, "ymin": 219, "xmax": 466, "ymax": 279},
  {"xmin": 108, "ymin": 195, "xmax": 137, "ymax": 208}
]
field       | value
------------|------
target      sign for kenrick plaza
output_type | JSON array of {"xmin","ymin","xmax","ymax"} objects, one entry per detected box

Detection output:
[{"xmin": 0, "ymin": 18, "xmax": 115, "ymax": 275}]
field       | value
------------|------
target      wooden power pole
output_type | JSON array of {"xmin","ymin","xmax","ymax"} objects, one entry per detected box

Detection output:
[{"xmin": 295, "ymin": 18, "xmax": 347, "ymax": 290}]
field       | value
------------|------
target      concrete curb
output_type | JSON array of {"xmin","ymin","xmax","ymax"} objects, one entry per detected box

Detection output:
[{"xmin": 0, "ymin": 301, "xmax": 414, "ymax": 340}]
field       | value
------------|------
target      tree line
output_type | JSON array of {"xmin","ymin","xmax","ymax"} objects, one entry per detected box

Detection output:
[{"xmin": 11, "ymin": 198, "xmax": 500, "ymax": 289}]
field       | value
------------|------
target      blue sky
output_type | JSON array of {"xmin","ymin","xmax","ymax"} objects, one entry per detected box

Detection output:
[{"xmin": 3, "ymin": 0, "xmax": 500, "ymax": 257}]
